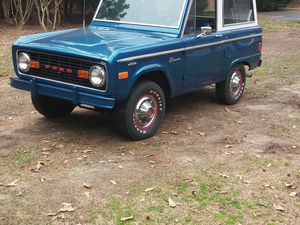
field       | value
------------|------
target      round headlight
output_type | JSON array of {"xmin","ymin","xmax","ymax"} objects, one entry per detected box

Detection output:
[
  {"xmin": 18, "ymin": 53, "xmax": 31, "ymax": 72},
  {"xmin": 89, "ymin": 65, "xmax": 106, "ymax": 88}
]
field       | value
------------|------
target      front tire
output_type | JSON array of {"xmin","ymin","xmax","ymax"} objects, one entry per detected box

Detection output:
[
  {"xmin": 116, "ymin": 81, "xmax": 166, "ymax": 140},
  {"xmin": 216, "ymin": 64, "xmax": 246, "ymax": 105},
  {"xmin": 31, "ymin": 94, "xmax": 75, "ymax": 118}
]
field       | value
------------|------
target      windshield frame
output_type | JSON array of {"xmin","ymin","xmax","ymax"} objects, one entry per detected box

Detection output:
[{"xmin": 93, "ymin": 0, "xmax": 189, "ymax": 29}]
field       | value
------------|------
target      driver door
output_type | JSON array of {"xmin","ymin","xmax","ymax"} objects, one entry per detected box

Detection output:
[{"xmin": 183, "ymin": 0, "xmax": 225, "ymax": 89}]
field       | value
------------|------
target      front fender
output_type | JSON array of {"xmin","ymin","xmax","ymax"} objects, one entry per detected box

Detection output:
[
  {"xmin": 131, "ymin": 63, "xmax": 174, "ymax": 92},
  {"xmin": 115, "ymin": 62, "xmax": 174, "ymax": 103}
]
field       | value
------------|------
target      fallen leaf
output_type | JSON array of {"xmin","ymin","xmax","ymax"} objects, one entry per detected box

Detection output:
[
  {"xmin": 5, "ymin": 179, "xmax": 20, "ymax": 187},
  {"xmin": 34, "ymin": 161, "xmax": 45, "ymax": 172},
  {"xmin": 168, "ymin": 197, "xmax": 176, "ymax": 208},
  {"xmin": 273, "ymin": 204, "xmax": 285, "ymax": 212},
  {"xmin": 82, "ymin": 150, "xmax": 92, "ymax": 154},
  {"xmin": 272, "ymin": 192, "xmax": 279, "ymax": 199},
  {"xmin": 197, "ymin": 132, "xmax": 206, "ymax": 136},
  {"xmin": 224, "ymin": 107, "xmax": 230, "ymax": 112},
  {"xmin": 129, "ymin": 151, "xmax": 135, "ymax": 155},
  {"xmin": 162, "ymin": 131, "xmax": 168, "ymax": 134},
  {"xmin": 267, "ymin": 163, "xmax": 272, "ymax": 168},
  {"xmin": 110, "ymin": 180, "xmax": 117, "ymax": 185},
  {"xmin": 145, "ymin": 187, "xmax": 154, "ymax": 192},
  {"xmin": 118, "ymin": 146, "xmax": 125, "ymax": 150},
  {"xmin": 84, "ymin": 192, "xmax": 90, "ymax": 198},
  {"xmin": 63, "ymin": 160, "xmax": 69, "ymax": 164},
  {"xmin": 171, "ymin": 131, "xmax": 178, "ymax": 135},
  {"xmin": 289, "ymin": 192, "xmax": 297, "ymax": 197},
  {"xmin": 149, "ymin": 160, "xmax": 156, "ymax": 164},
  {"xmin": 118, "ymin": 165, "xmax": 124, "ymax": 169},
  {"xmin": 219, "ymin": 173, "xmax": 229, "ymax": 179},
  {"xmin": 243, "ymin": 180, "xmax": 252, "ymax": 184},
  {"xmin": 52, "ymin": 213, "xmax": 66, "ymax": 220},
  {"xmin": 264, "ymin": 183, "xmax": 275, "ymax": 190},
  {"xmin": 285, "ymin": 181, "xmax": 297, "ymax": 189},
  {"xmin": 48, "ymin": 203, "xmax": 76, "ymax": 216},
  {"xmin": 234, "ymin": 120, "xmax": 243, "ymax": 124},
  {"xmin": 258, "ymin": 201, "xmax": 268, "ymax": 208},
  {"xmin": 225, "ymin": 151, "xmax": 234, "ymax": 155},
  {"xmin": 120, "ymin": 215, "xmax": 134, "ymax": 222},
  {"xmin": 83, "ymin": 182, "xmax": 92, "ymax": 189},
  {"xmin": 225, "ymin": 145, "xmax": 232, "ymax": 148},
  {"xmin": 40, "ymin": 177, "xmax": 46, "ymax": 182},
  {"xmin": 108, "ymin": 159, "xmax": 117, "ymax": 163}
]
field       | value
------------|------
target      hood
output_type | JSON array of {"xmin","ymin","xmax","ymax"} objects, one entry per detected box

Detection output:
[{"xmin": 14, "ymin": 27, "xmax": 174, "ymax": 61}]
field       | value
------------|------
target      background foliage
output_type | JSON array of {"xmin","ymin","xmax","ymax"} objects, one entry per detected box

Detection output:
[
  {"xmin": 257, "ymin": 0, "xmax": 293, "ymax": 11},
  {"xmin": 0, "ymin": 0, "xmax": 296, "ymax": 30}
]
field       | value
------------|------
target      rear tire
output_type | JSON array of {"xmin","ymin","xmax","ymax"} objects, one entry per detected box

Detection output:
[
  {"xmin": 115, "ymin": 81, "xmax": 165, "ymax": 140},
  {"xmin": 216, "ymin": 64, "xmax": 246, "ymax": 105},
  {"xmin": 31, "ymin": 94, "xmax": 75, "ymax": 118}
]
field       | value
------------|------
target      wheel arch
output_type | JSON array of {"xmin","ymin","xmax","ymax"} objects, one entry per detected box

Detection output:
[
  {"xmin": 229, "ymin": 59, "xmax": 251, "ymax": 71},
  {"xmin": 131, "ymin": 65, "xmax": 173, "ymax": 98}
]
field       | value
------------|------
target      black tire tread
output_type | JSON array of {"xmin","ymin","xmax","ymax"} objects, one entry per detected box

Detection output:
[
  {"xmin": 115, "ymin": 80, "xmax": 165, "ymax": 140},
  {"xmin": 32, "ymin": 94, "xmax": 75, "ymax": 118},
  {"xmin": 216, "ymin": 64, "xmax": 246, "ymax": 105}
]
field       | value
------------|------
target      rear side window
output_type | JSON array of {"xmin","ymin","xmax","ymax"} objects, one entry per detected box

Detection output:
[{"xmin": 223, "ymin": 0, "xmax": 254, "ymax": 25}]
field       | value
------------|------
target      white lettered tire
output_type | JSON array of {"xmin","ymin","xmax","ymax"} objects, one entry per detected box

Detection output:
[
  {"xmin": 116, "ymin": 81, "xmax": 165, "ymax": 140},
  {"xmin": 216, "ymin": 64, "xmax": 246, "ymax": 105}
]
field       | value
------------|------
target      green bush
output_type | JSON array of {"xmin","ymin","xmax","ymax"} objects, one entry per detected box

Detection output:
[{"xmin": 257, "ymin": 0, "xmax": 293, "ymax": 11}]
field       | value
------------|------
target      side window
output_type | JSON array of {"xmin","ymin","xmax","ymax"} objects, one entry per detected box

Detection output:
[
  {"xmin": 223, "ymin": 0, "xmax": 254, "ymax": 25},
  {"xmin": 184, "ymin": 0, "xmax": 216, "ymax": 35}
]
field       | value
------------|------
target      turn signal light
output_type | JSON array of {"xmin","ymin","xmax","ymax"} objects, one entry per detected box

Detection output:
[
  {"xmin": 30, "ymin": 61, "xmax": 40, "ymax": 69},
  {"xmin": 258, "ymin": 42, "xmax": 262, "ymax": 52},
  {"xmin": 78, "ymin": 70, "xmax": 89, "ymax": 79},
  {"xmin": 118, "ymin": 72, "xmax": 129, "ymax": 80}
]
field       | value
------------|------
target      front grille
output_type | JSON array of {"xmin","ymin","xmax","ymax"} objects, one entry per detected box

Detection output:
[{"xmin": 19, "ymin": 50, "xmax": 106, "ymax": 90}]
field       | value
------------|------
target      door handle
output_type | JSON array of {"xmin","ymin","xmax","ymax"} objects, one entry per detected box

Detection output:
[{"xmin": 215, "ymin": 34, "xmax": 223, "ymax": 39}]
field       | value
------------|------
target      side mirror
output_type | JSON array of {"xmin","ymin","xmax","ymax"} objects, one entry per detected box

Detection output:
[
  {"xmin": 201, "ymin": 26, "xmax": 212, "ymax": 35},
  {"xmin": 197, "ymin": 26, "xmax": 212, "ymax": 38}
]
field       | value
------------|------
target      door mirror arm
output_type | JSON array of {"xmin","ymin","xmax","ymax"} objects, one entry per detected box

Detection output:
[{"xmin": 197, "ymin": 26, "xmax": 212, "ymax": 38}]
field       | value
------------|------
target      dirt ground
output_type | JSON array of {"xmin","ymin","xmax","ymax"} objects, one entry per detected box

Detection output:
[{"xmin": 0, "ymin": 17, "xmax": 299, "ymax": 225}]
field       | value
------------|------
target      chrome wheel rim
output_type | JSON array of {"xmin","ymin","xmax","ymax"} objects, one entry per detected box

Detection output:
[
  {"xmin": 230, "ymin": 71, "xmax": 243, "ymax": 96},
  {"xmin": 134, "ymin": 94, "xmax": 158, "ymax": 128}
]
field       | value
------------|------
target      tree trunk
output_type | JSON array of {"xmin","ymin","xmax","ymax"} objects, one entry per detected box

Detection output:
[{"xmin": 2, "ymin": 0, "xmax": 11, "ymax": 23}]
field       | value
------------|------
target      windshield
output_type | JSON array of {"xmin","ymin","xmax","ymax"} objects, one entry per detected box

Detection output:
[{"xmin": 95, "ymin": 0, "xmax": 187, "ymax": 28}]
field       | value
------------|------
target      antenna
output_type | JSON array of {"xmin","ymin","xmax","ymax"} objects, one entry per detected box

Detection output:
[{"xmin": 83, "ymin": 0, "xmax": 86, "ymax": 28}]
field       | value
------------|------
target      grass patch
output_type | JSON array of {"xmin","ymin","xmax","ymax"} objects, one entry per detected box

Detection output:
[
  {"xmin": 259, "ymin": 16, "xmax": 300, "ymax": 34},
  {"xmin": 8, "ymin": 150, "xmax": 36, "ymax": 168},
  {"xmin": 89, "ymin": 169, "xmax": 264, "ymax": 225}
]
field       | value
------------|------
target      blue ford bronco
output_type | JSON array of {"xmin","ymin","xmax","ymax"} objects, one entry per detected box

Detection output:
[{"xmin": 10, "ymin": 0, "xmax": 262, "ymax": 140}]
